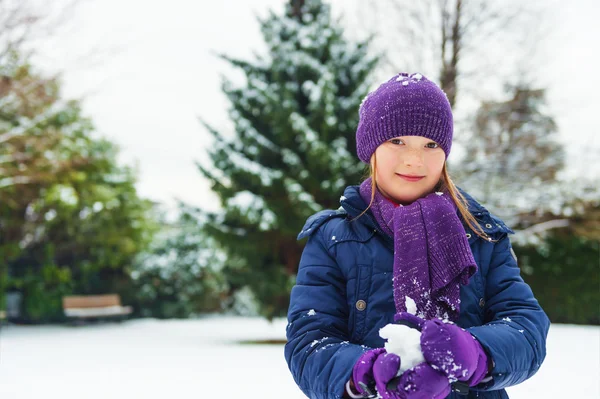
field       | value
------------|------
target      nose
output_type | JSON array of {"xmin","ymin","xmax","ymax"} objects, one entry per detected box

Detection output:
[{"xmin": 403, "ymin": 148, "xmax": 424, "ymax": 167}]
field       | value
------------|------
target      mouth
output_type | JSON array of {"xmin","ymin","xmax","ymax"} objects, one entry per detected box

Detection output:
[{"xmin": 396, "ymin": 174, "xmax": 425, "ymax": 182}]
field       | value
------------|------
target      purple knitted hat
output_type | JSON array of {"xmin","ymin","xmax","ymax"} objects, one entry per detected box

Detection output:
[{"xmin": 356, "ymin": 72, "xmax": 453, "ymax": 163}]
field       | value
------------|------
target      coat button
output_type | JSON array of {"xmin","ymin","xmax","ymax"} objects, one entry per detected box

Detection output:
[
  {"xmin": 479, "ymin": 298, "xmax": 486, "ymax": 308},
  {"xmin": 466, "ymin": 233, "xmax": 471, "ymax": 239},
  {"xmin": 356, "ymin": 300, "xmax": 367, "ymax": 311},
  {"xmin": 485, "ymin": 223, "xmax": 492, "ymax": 229}
]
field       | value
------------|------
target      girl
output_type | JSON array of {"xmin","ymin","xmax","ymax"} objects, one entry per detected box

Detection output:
[{"xmin": 284, "ymin": 73, "xmax": 549, "ymax": 399}]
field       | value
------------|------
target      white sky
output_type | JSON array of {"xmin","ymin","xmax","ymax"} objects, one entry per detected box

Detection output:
[{"xmin": 31, "ymin": 0, "xmax": 600, "ymax": 217}]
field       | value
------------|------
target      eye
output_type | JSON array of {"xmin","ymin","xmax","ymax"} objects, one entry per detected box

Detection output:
[
  {"xmin": 389, "ymin": 138, "xmax": 404, "ymax": 145},
  {"xmin": 426, "ymin": 142, "xmax": 439, "ymax": 149}
]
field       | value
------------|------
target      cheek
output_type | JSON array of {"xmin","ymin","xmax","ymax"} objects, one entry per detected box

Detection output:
[
  {"xmin": 427, "ymin": 156, "xmax": 445, "ymax": 175},
  {"xmin": 376, "ymin": 157, "xmax": 397, "ymax": 180},
  {"xmin": 375, "ymin": 166, "xmax": 387, "ymax": 185},
  {"xmin": 378, "ymin": 153, "xmax": 398, "ymax": 170}
]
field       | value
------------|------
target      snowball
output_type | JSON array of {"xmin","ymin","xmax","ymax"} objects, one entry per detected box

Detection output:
[{"xmin": 379, "ymin": 324, "xmax": 424, "ymax": 374}]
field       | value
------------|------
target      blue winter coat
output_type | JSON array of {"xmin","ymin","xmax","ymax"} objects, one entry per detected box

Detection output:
[{"xmin": 284, "ymin": 185, "xmax": 550, "ymax": 399}]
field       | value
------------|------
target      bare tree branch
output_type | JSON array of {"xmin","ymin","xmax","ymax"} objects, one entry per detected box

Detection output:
[
  {"xmin": 0, "ymin": 104, "xmax": 63, "ymax": 144},
  {"xmin": 357, "ymin": 0, "xmax": 546, "ymax": 110},
  {"xmin": 0, "ymin": 0, "xmax": 84, "ymax": 62},
  {"xmin": 516, "ymin": 219, "xmax": 570, "ymax": 235},
  {"xmin": 0, "ymin": 176, "xmax": 32, "ymax": 189}
]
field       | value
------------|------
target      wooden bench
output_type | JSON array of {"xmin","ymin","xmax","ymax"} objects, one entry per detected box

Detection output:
[{"xmin": 62, "ymin": 294, "xmax": 132, "ymax": 320}]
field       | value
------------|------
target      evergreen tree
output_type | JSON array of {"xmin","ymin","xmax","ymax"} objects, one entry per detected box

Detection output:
[
  {"xmin": 199, "ymin": 0, "xmax": 378, "ymax": 319},
  {"xmin": 455, "ymin": 85, "xmax": 566, "ymax": 225}
]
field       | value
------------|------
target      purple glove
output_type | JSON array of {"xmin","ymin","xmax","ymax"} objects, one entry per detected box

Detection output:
[
  {"xmin": 352, "ymin": 348, "xmax": 401, "ymax": 399},
  {"xmin": 393, "ymin": 362, "xmax": 451, "ymax": 399},
  {"xmin": 351, "ymin": 349, "xmax": 450, "ymax": 399},
  {"xmin": 395, "ymin": 312, "xmax": 490, "ymax": 386}
]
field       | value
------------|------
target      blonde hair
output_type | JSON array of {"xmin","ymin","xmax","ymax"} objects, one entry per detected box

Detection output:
[{"xmin": 353, "ymin": 155, "xmax": 495, "ymax": 242}]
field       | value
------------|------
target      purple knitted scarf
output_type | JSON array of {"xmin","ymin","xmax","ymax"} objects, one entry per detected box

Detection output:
[{"xmin": 359, "ymin": 178, "xmax": 477, "ymax": 321}]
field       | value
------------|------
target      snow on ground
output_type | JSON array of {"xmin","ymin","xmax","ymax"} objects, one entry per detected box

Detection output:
[{"xmin": 0, "ymin": 316, "xmax": 598, "ymax": 398}]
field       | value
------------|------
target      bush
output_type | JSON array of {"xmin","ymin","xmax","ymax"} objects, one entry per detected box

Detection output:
[
  {"xmin": 130, "ymin": 209, "xmax": 229, "ymax": 318},
  {"xmin": 515, "ymin": 233, "xmax": 600, "ymax": 325}
]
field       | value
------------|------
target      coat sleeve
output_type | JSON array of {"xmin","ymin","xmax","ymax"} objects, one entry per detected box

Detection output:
[
  {"xmin": 468, "ymin": 235, "xmax": 550, "ymax": 391},
  {"xmin": 284, "ymin": 226, "xmax": 371, "ymax": 399}
]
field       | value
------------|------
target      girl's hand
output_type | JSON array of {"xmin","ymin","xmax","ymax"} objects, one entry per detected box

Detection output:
[
  {"xmin": 351, "ymin": 348, "xmax": 450, "ymax": 399},
  {"xmin": 351, "ymin": 348, "xmax": 401, "ymax": 399},
  {"xmin": 394, "ymin": 312, "xmax": 490, "ymax": 386},
  {"xmin": 393, "ymin": 362, "xmax": 451, "ymax": 399}
]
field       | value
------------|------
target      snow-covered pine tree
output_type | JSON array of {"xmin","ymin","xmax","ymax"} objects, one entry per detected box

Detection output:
[
  {"xmin": 198, "ymin": 0, "xmax": 378, "ymax": 319},
  {"xmin": 456, "ymin": 85, "xmax": 566, "ymax": 226}
]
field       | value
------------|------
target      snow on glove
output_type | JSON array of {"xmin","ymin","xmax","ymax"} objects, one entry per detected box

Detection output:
[
  {"xmin": 394, "ymin": 312, "xmax": 490, "ymax": 386},
  {"xmin": 352, "ymin": 348, "xmax": 401, "ymax": 399}
]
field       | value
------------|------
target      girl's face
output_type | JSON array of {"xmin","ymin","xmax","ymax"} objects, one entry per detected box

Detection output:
[{"xmin": 373, "ymin": 135, "xmax": 446, "ymax": 205}]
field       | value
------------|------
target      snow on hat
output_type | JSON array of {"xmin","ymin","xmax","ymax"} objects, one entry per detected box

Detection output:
[{"xmin": 355, "ymin": 72, "xmax": 453, "ymax": 163}]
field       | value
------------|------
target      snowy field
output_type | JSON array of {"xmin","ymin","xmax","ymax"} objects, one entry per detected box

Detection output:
[{"xmin": 0, "ymin": 316, "xmax": 598, "ymax": 399}]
